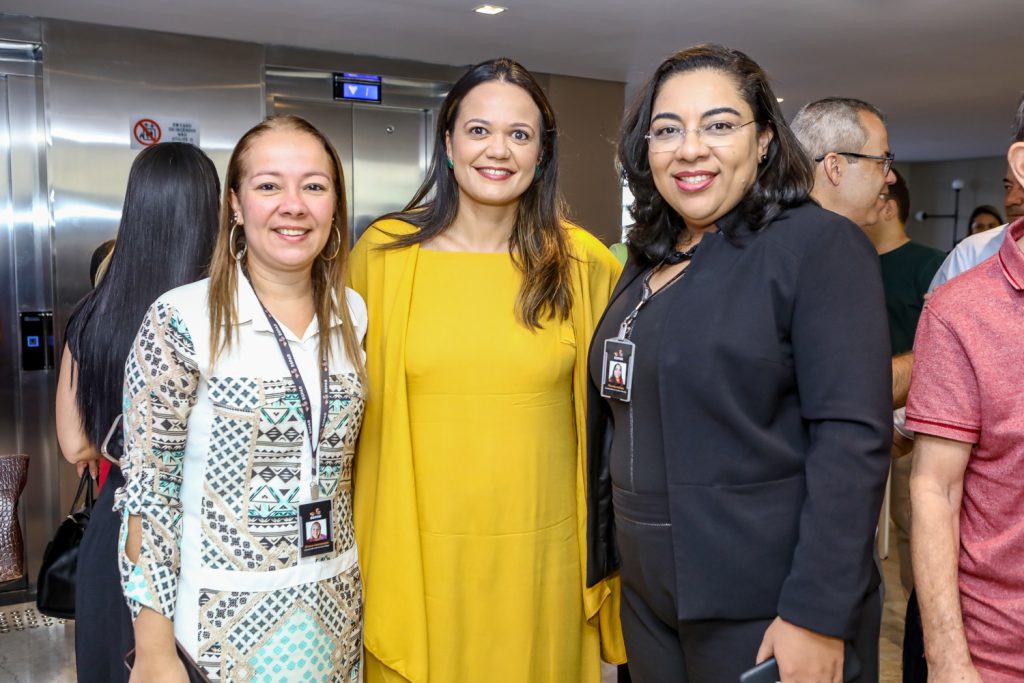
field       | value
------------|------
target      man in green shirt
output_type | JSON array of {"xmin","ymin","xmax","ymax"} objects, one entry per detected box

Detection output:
[{"xmin": 863, "ymin": 170, "xmax": 946, "ymax": 358}]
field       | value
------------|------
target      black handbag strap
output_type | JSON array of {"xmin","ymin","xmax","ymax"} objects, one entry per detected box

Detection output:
[{"xmin": 69, "ymin": 469, "xmax": 95, "ymax": 515}]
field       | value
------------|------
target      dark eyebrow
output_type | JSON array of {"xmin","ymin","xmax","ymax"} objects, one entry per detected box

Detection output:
[
  {"xmin": 701, "ymin": 107, "xmax": 742, "ymax": 119},
  {"xmin": 650, "ymin": 107, "xmax": 743, "ymax": 125},
  {"xmin": 650, "ymin": 112, "xmax": 682, "ymax": 124},
  {"xmin": 465, "ymin": 117, "xmax": 536, "ymax": 132},
  {"xmin": 250, "ymin": 170, "xmax": 330, "ymax": 179}
]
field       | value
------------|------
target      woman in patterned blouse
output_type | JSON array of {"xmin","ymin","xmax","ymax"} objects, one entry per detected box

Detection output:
[{"xmin": 116, "ymin": 115, "xmax": 368, "ymax": 683}]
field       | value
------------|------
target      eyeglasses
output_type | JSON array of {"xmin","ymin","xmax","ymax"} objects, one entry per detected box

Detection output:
[
  {"xmin": 815, "ymin": 151, "xmax": 895, "ymax": 177},
  {"xmin": 645, "ymin": 120, "xmax": 755, "ymax": 152}
]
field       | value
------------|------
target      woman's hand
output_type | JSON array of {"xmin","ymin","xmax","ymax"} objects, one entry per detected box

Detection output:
[
  {"xmin": 128, "ymin": 651, "xmax": 189, "ymax": 683},
  {"xmin": 76, "ymin": 456, "xmax": 100, "ymax": 481},
  {"xmin": 756, "ymin": 616, "xmax": 844, "ymax": 683},
  {"xmin": 130, "ymin": 608, "xmax": 185, "ymax": 683}
]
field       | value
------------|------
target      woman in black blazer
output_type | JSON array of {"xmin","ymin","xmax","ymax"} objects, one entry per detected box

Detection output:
[{"xmin": 587, "ymin": 44, "xmax": 891, "ymax": 683}]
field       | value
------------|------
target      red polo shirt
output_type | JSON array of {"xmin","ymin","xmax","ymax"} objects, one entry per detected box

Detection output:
[{"xmin": 906, "ymin": 217, "xmax": 1024, "ymax": 683}]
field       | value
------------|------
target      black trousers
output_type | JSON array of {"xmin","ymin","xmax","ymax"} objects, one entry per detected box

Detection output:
[
  {"xmin": 614, "ymin": 486, "xmax": 881, "ymax": 683},
  {"xmin": 75, "ymin": 466, "xmax": 134, "ymax": 683},
  {"xmin": 902, "ymin": 590, "xmax": 928, "ymax": 682}
]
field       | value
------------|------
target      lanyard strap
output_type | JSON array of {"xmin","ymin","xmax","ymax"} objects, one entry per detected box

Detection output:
[
  {"xmin": 248, "ymin": 286, "xmax": 330, "ymax": 499},
  {"xmin": 618, "ymin": 242, "xmax": 700, "ymax": 339},
  {"xmin": 617, "ymin": 273, "xmax": 655, "ymax": 339}
]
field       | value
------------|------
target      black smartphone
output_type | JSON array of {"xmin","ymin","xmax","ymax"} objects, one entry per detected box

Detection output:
[
  {"xmin": 739, "ymin": 657, "xmax": 780, "ymax": 683},
  {"xmin": 740, "ymin": 647, "xmax": 862, "ymax": 683}
]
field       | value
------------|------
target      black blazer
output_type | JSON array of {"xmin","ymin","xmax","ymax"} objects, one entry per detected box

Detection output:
[{"xmin": 586, "ymin": 202, "xmax": 892, "ymax": 639}]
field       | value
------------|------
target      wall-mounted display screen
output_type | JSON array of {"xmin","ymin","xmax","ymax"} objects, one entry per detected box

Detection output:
[{"xmin": 334, "ymin": 73, "xmax": 382, "ymax": 103}]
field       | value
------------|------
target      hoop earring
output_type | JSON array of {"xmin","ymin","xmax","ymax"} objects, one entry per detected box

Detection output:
[
  {"xmin": 230, "ymin": 223, "xmax": 247, "ymax": 261},
  {"xmin": 320, "ymin": 225, "xmax": 342, "ymax": 261}
]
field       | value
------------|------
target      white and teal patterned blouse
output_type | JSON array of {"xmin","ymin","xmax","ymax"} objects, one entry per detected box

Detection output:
[{"xmin": 114, "ymin": 272, "xmax": 366, "ymax": 683}]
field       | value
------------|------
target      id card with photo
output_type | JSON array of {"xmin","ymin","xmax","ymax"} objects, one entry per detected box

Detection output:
[
  {"xmin": 600, "ymin": 338, "xmax": 635, "ymax": 402},
  {"xmin": 298, "ymin": 499, "xmax": 334, "ymax": 558}
]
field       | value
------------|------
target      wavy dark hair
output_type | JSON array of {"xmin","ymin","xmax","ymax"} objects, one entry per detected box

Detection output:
[
  {"xmin": 619, "ymin": 44, "xmax": 814, "ymax": 265},
  {"xmin": 65, "ymin": 142, "xmax": 220, "ymax": 447},
  {"xmin": 381, "ymin": 57, "xmax": 572, "ymax": 329}
]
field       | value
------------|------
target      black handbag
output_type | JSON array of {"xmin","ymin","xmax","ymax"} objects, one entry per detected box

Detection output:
[{"xmin": 36, "ymin": 469, "xmax": 95, "ymax": 619}]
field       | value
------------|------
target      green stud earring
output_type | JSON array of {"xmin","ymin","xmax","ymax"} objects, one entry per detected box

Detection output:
[
  {"xmin": 534, "ymin": 164, "xmax": 541, "ymax": 180},
  {"xmin": 446, "ymin": 157, "xmax": 454, "ymax": 170}
]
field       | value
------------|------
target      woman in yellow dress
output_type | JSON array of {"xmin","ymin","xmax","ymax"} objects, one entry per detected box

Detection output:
[{"xmin": 350, "ymin": 58, "xmax": 625, "ymax": 682}]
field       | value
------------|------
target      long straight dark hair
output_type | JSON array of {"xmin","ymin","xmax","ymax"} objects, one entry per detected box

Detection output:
[
  {"xmin": 382, "ymin": 57, "xmax": 573, "ymax": 330},
  {"xmin": 65, "ymin": 142, "xmax": 220, "ymax": 447}
]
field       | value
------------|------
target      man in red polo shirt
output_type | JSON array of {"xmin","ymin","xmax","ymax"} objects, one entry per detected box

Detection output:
[{"xmin": 907, "ymin": 96, "xmax": 1024, "ymax": 683}]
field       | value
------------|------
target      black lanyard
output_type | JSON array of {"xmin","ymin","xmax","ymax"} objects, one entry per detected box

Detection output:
[
  {"xmin": 617, "ymin": 242, "xmax": 699, "ymax": 339},
  {"xmin": 248, "ymin": 282, "xmax": 330, "ymax": 499}
]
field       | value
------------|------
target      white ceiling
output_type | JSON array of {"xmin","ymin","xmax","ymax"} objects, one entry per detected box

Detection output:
[{"xmin": 5, "ymin": 0, "xmax": 1023, "ymax": 161}]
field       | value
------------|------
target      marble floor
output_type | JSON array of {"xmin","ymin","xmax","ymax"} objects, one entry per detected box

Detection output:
[{"xmin": 0, "ymin": 538, "xmax": 909, "ymax": 683}]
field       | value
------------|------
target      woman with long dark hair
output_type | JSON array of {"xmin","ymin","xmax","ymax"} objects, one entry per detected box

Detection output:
[
  {"xmin": 56, "ymin": 142, "xmax": 220, "ymax": 682},
  {"xmin": 587, "ymin": 44, "xmax": 892, "ymax": 682},
  {"xmin": 115, "ymin": 115, "xmax": 366, "ymax": 682},
  {"xmin": 350, "ymin": 58, "xmax": 625, "ymax": 682}
]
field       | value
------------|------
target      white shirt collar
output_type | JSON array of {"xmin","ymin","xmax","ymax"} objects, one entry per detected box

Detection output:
[{"xmin": 234, "ymin": 263, "xmax": 344, "ymax": 339}]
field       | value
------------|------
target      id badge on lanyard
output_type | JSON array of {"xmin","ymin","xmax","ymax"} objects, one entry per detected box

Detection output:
[
  {"xmin": 600, "ymin": 337, "xmax": 635, "ymax": 402},
  {"xmin": 599, "ymin": 267, "xmax": 662, "ymax": 404},
  {"xmin": 247, "ymin": 277, "xmax": 336, "ymax": 559},
  {"xmin": 600, "ymin": 247, "xmax": 696, "ymax": 403}
]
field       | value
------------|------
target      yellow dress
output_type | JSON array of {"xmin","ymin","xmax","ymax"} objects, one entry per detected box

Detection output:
[{"xmin": 350, "ymin": 219, "xmax": 626, "ymax": 683}]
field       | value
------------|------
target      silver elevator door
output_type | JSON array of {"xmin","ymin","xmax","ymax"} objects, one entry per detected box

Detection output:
[
  {"xmin": 0, "ymin": 49, "xmax": 60, "ymax": 594},
  {"xmin": 273, "ymin": 98, "xmax": 430, "ymax": 243}
]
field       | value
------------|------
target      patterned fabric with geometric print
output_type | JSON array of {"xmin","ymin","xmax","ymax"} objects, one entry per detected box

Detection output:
[
  {"xmin": 115, "ymin": 301, "xmax": 200, "ymax": 620},
  {"xmin": 114, "ymin": 277, "xmax": 368, "ymax": 680},
  {"xmin": 196, "ymin": 565, "xmax": 363, "ymax": 682}
]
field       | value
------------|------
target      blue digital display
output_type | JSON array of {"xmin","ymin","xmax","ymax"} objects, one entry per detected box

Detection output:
[
  {"xmin": 340, "ymin": 82, "xmax": 380, "ymax": 102},
  {"xmin": 334, "ymin": 73, "xmax": 383, "ymax": 104},
  {"xmin": 26, "ymin": 335, "xmax": 39, "ymax": 348}
]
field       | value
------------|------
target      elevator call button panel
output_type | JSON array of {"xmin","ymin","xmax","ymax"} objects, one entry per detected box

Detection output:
[{"xmin": 19, "ymin": 310, "xmax": 54, "ymax": 371}]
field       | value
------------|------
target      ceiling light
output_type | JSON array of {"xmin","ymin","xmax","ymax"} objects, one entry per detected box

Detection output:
[
  {"xmin": 776, "ymin": 97, "xmax": 785, "ymax": 103},
  {"xmin": 474, "ymin": 4, "xmax": 507, "ymax": 15}
]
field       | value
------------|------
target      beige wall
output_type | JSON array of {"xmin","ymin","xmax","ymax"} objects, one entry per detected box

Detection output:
[
  {"xmin": 541, "ymin": 74, "xmax": 625, "ymax": 245},
  {"xmin": 896, "ymin": 156, "xmax": 1007, "ymax": 252}
]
